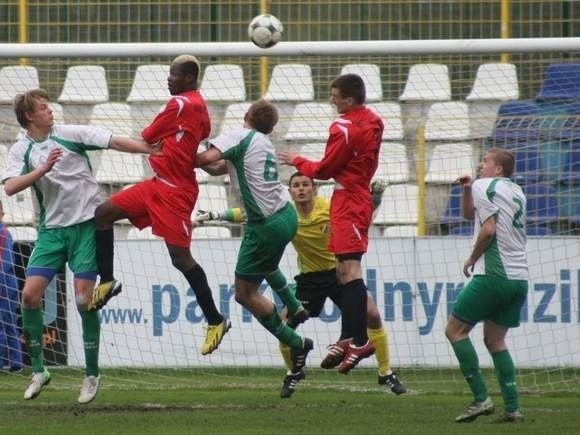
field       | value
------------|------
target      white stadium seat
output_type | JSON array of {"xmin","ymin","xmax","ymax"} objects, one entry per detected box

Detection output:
[
  {"xmin": 0, "ymin": 188, "xmax": 35, "ymax": 226},
  {"xmin": 424, "ymin": 101, "xmax": 471, "ymax": 141},
  {"xmin": 218, "ymin": 102, "xmax": 251, "ymax": 135},
  {"xmin": 368, "ymin": 102, "xmax": 404, "ymax": 141},
  {"xmin": 341, "ymin": 63, "xmax": 383, "ymax": 102},
  {"xmin": 7, "ymin": 226, "xmax": 38, "ymax": 241},
  {"xmin": 263, "ymin": 64, "xmax": 314, "ymax": 102},
  {"xmin": 399, "ymin": 64, "xmax": 451, "ymax": 102},
  {"xmin": 126, "ymin": 226, "xmax": 159, "ymax": 240},
  {"xmin": 201, "ymin": 64, "xmax": 246, "ymax": 102},
  {"xmin": 193, "ymin": 226, "xmax": 232, "ymax": 239},
  {"xmin": 466, "ymin": 63, "xmax": 519, "ymax": 139},
  {"xmin": 375, "ymin": 143, "xmax": 410, "ymax": 183},
  {"xmin": 126, "ymin": 65, "xmax": 170, "ymax": 103},
  {"xmin": 383, "ymin": 225, "xmax": 418, "ymax": 237},
  {"xmin": 58, "ymin": 65, "xmax": 109, "ymax": 103},
  {"xmin": 0, "ymin": 66, "xmax": 40, "ymax": 103},
  {"xmin": 194, "ymin": 185, "xmax": 229, "ymax": 215},
  {"xmin": 425, "ymin": 143, "xmax": 474, "ymax": 184},
  {"xmin": 466, "ymin": 63, "xmax": 519, "ymax": 101},
  {"xmin": 374, "ymin": 184, "xmax": 418, "ymax": 225},
  {"xmin": 284, "ymin": 103, "xmax": 334, "ymax": 142}
]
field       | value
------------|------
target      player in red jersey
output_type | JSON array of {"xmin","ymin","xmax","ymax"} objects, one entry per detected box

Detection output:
[
  {"xmin": 90, "ymin": 55, "xmax": 230, "ymax": 355},
  {"xmin": 279, "ymin": 73, "xmax": 382, "ymax": 373}
]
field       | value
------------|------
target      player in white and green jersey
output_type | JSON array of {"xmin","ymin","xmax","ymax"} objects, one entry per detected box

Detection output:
[
  {"xmin": 2, "ymin": 89, "xmax": 151, "ymax": 403},
  {"xmin": 445, "ymin": 148, "xmax": 528, "ymax": 424},
  {"xmin": 195, "ymin": 99, "xmax": 313, "ymax": 372}
]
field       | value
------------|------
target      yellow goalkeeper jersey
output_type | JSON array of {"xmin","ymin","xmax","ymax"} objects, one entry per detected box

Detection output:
[{"xmin": 292, "ymin": 196, "xmax": 336, "ymax": 274}]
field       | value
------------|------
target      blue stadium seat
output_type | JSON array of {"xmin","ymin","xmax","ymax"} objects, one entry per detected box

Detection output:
[
  {"xmin": 523, "ymin": 183, "xmax": 559, "ymax": 225},
  {"xmin": 557, "ymin": 144, "xmax": 580, "ymax": 184},
  {"xmin": 490, "ymin": 100, "xmax": 540, "ymax": 144},
  {"xmin": 506, "ymin": 142, "xmax": 541, "ymax": 184},
  {"xmin": 449, "ymin": 222, "xmax": 474, "ymax": 236},
  {"xmin": 553, "ymin": 101, "xmax": 580, "ymax": 141},
  {"xmin": 440, "ymin": 185, "xmax": 465, "ymax": 224},
  {"xmin": 526, "ymin": 225, "xmax": 552, "ymax": 236},
  {"xmin": 440, "ymin": 185, "xmax": 474, "ymax": 235},
  {"xmin": 558, "ymin": 185, "xmax": 580, "ymax": 224},
  {"xmin": 536, "ymin": 64, "xmax": 580, "ymax": 101}
]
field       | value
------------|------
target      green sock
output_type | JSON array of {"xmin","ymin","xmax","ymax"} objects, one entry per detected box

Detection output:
[
  {"xmin": 22, "ymin": 307, "xmax": 45, "ymax": 373},
  {"xmin": 266, "ymin": 269, "xmax": 301, "ymax": 315},
  {"xmin": 452, "ymin": 338, "xmax": 488, "ymax": 402},
  {"xmin": 258, "ymin": 308, "xmax": 302, "ymax": 350},
  {"xmin": 80, "ymin": 310, "xmax": 100, "ymax": 376},
  {"xmin": 492, "ymin": 350, "xmax": 519, "ymax": 412}
]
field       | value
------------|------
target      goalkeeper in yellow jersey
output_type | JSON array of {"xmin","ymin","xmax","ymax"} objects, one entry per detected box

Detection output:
[{"xmin": 195, "ymin": 172, "xmax": 406, "ymax": 398}]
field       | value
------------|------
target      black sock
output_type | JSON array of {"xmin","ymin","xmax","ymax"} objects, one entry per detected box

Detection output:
[
  {"xmin": 183, "ymin": 264, "xmax": 223, "ymax": 325},
  {"xmin": 330, "ymin": 291, "xmax": 351, "ymax": 340},
  {"xmin": 339, "ymin": 279, "xmax": 368, "ymax": 346},
  {"xmin": 95, "ymin": 229, "xmax": 115, "ymax": 282}
]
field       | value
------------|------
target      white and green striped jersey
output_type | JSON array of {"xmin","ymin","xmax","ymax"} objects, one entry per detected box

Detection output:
[
  {"xmin": 2, "ymin": 124, "xmax": 112, "ymax": 229},
  {"xmin": 209, "ymin": 128, "xmax": 289, "ymax": 223},
  {"xmin": 471, "ymin": 177, "xmax": 528, "ymax": 280}
]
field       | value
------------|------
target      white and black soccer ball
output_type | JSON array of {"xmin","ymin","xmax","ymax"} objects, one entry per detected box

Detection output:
[{"xmin": 248, "ymin": 14, "xmax": 283, "ymax": 49}]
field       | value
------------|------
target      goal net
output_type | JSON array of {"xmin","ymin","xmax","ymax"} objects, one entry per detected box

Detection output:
[{"xmin": 0, "ymin": 39, "xmax": 578, "ymax": 393}]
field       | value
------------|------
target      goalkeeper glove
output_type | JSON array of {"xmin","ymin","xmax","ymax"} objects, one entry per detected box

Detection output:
[
  {"xmin": 194, "ymin": 210, "xmax": 222, "ymax": 223},
  {"xmin": 371, "ymin": 179, "xmax": 388, "ymax": 195}
]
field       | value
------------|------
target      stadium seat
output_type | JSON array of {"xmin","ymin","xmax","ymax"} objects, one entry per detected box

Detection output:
[
  {"xmin": 7, "ymin": 226, "xmax": 38, "ymax": 241},
  {"xmin": 126, "ymin": 64, "xmax": 170, "ymax": 103},
  {"xmin": 340, "ymin": 64, "xmax": 382, "ymax": 102},
  {"xmin": 58, "ymin": 65, "xmax": 109, "ymax": 103},
  {"xmin": 536, "ymin": 63, "xmax": 580, "ymax": 101},
  {"xmin": 126, "ymin": 226, "xmax": 158, "ymax": 240},
  {"xmin": 58, "ymin": 65, "xmax": 109, "ymax": 124},
  {"xmin": 0, "ymin": 188, "xmax": 35, "ymax": 226},
  {"xmin": 466, "ymin": 63, "xmax": 519, "ymax": 139},
  {"xmin": 383, "ymin": 225, "xmax": 418, "ymax": 237},
  {"xmin": 374, "ymin": 184, "xmax": 418, "ymax": 225},
  {"xmin": 490, "ymin": 100, "xmax": 541, "ymax": 144},
  {"xmin": 89, "ymin": 102, "xmax": 135, "ymax": 173},
  {"xmin": 298, "ymin": 143, "xmax": 326, "ymax": 161},
  {"xmin": 425, "ymin": 143, "xmax": 474, "ymax": 184},
  {"xmin": 507, "ymin": 142, "xmax": 541, "ymax": 185},
  {"xmin": 368, "ymin": 102, "xmax": 404, "ymax": 141},
  {"xmin": 523, "ymin": 183, "xmax": 559, "ymax": 225},
  {"xmin": 526, "ymin": 225, "xmax": 552, "ymax": 236},
  {"xmin": 448, "ymin": 222, "xmax": 474, "ymax": 236},
  {"xmin": 0, "ymin": 66, "xmax": 40, "ymax": 142},
  {"xmin": 375, "ymin": 143, "xmax": 410, "ymax": 183},
  {"xmin": 424, "ymin": 102, "xmax": 471, "ymax": 141},
  {"xmin": 130, "ymin": 103, "xmax": 165, "ymax": 138},
  {"xmin": 263, "ymin": 64, "xmax": 314, "ymax": 101},
  {"xmin": 316, "ymin": 184, "xmax": 335, "ymax": 199},
  {"xmin": 218, "ymin": 102, "xmax": 251, "ymax": 134},
  {"xmin": 466, "ymin": 63, "xmax": 519, "ymax": 101},
  {"xmin": 194, "ymin": 185, "xmax": 229, "ymax": 215},
  {"xmin": 552, "ymin": 101, "xmax": 580, "ymax": 141},
  {"xmin": 399, "ymin": 64, "xmax": 451, "ymax": 102},
  {"xmin": 440, "ymin": 184, "xmax": 469, "ymax": 225},
  {"xmin": 558, "ymin": 185, "xmax": 580, "ymax": 225},
  {"xmin": 284, "ymin": 102, "xmax": 335, "ymax": 142},
  {"xmin": 0, "ymin": 65, "xmax": 40, "ymax": 103},
  {"xmin": 193, "ymin": 226, "xmax": 232, "ymax": 239},
  {"xmin": 201, "ymin": 64, "xmax": 246, "ymax": 102},
  {"xmin": 558, "ymin": 146, "xmax": 580, "ymax": 184}
]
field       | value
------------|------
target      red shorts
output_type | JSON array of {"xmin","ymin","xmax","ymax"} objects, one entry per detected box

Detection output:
[
  {"xmin": 328, "ymin": 190, "xmax": 372, "ymax": 255},
  {"xmin": 110, "ymin": 178, "xmax": 197, "ymax": 247}
]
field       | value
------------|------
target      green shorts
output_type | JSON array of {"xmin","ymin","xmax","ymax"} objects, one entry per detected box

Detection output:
[
  {"xmin": 236, "ymin": 203, "xmax": 297, "ymax": 281},
  {"xmin": 452, "ymin": 275, "xmax": 528, "ymax": 328},
  {"xmin": 28, "ymin": 219, "xmax": 97, "ymax": 274}
]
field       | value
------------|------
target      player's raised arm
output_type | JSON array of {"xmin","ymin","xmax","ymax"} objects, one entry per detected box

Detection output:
[{"xmin": 109, "ymin": 135, "xmax": 152, "ymax": 154}]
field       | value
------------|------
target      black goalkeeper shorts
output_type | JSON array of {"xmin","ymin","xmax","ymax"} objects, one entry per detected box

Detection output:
[{"xmin": 294, "ymin": 268, "xmax": 342, "ymax": 317}]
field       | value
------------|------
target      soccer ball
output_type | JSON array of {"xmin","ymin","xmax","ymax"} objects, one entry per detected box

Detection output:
[{"xmin": 248, "ymin": 14, "xmax": 283, "ymax": 49}]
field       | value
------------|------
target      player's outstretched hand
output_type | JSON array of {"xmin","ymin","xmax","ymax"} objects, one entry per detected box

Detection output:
[
  {"xmin": 194, "ymin": 210, "xmax": 221, "ymax": 224},
  {"xmin": 456, "ymin": 175, "xmax": 473, "ymax": 187}
]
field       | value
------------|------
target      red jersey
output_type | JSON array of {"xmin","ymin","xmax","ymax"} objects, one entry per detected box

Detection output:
[
  {"xmin": 293, "ymin": 106, "xmax": 383, "ymax": 194},
  {"xmin": 141, "ymin": 90, "xmax": 210, "ymax": 192}
]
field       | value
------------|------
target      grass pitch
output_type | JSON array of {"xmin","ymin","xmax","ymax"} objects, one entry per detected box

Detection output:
[{"xmin": 1, "ymin": 367, "xmax": 579, "ymax": 435}]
